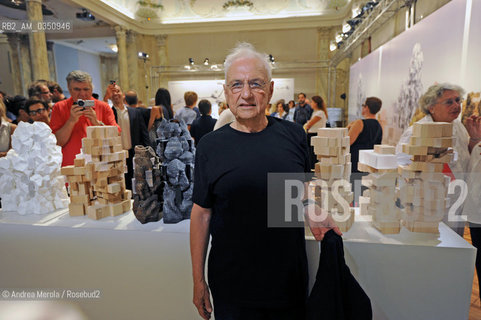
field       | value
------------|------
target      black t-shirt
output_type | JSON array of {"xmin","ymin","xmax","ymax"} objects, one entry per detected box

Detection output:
[{"xmin": 193, "ymin": 116, "xmax": 310, "ymax": 308}]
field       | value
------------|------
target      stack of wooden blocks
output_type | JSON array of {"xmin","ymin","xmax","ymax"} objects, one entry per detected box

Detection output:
[
  {"xmin": 398, "ymin": 122, "xmax": 453, "ymax": 233},
  {"xmin": 61, "ymin": 126, "xmax": 131, "ymax": 220},
  {"xmin": 310, "ymin": 128, "xmax": 354, "ymax": 232},
  {"xmin": 358, "ymin": 145, "xmax": 400, "ymax": 234}
]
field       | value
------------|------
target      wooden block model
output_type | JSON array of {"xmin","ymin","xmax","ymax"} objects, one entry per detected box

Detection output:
[
  {"xmin": 373, "ymin": 144, "xmax": 396, "ymax": 155},
  {"xmin": 60, "ymin": 126, "xmax": 131, "ymax": 220},
  {"xmin": 397, "ymin": 122, "xmax": 454, "ymax": 234},
  {"xmin": 310, "ymin": 128, "xmax": 354, "ymax": 232}
]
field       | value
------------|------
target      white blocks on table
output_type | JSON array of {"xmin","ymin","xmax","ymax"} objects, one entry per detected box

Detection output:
[
  {"xmin": 310, "ymin": 128, "xmax": 354, "ymax": 232},
  {"xmin": 399, "ymin": 122, "xmax": 453, "ymax": 233},
  {"xmin": 0, "ymin": 122, "xmax": 69, "ymax": 214}
]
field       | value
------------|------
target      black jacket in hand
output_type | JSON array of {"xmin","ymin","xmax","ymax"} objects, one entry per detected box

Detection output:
[{"xmin": 306, "ymin": 230, "xmax": 372, "ymax": 320}]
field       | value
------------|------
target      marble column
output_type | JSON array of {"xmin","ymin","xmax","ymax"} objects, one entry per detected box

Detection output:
[
  {"xmin": 316, "ymin": 27, "xmax": 331, "ymax": 104},
  {"xmin": 126, "ymin": 30, "xmax": 139, "ymax": 93},
  {"xmin": 336, "ymin": 58, "xmax": 349, "ymax": 124},
  {"xmin": 115, "ymin": 26, "xmax": 129, "ymax": 91},
  {"xmin": 46, "ymin": 41, "xmax": 57, "ymax": 82},
  {"xmin": 155, "ymin": 34, "xmax": 168, "ymax": 89},
  {"xmin": 19, "ymin": 34, "xmax": 33, "ymax": 93},
  {"xmin": 26, "ymin": 0, "xmax": 50, "ymax": 80},
  {"xmin": 6, "ymin": 34, "xmax": 24, "ymax": 96}
]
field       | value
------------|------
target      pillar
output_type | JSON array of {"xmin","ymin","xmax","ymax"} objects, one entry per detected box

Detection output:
[
  {"xmin": 155, "ymin": 34, "xmax": 168, "ymax": 89},
  {"xmin": 6, "ymin": 34, "xmax": 24, "ymax": 96},
  {"xmin": 115, "ymin": 26, "xmax": 129, "ymax": 91},
  {"xmin": 316, "ymin": 27, "xmax": 331, "ymax": 103},
  {"xmin": 26, "ymin": 0, "xmax": 50, "ymax": 80},
  {"xmin": 19, "ymin": 34, "xmax": 33, "ymax": 94},
  {"xmin": 126, "ymin": 30, "xmax": 139, "ymax": 93},
  {"xmin": 46, "ymin": 41, "xmax": 57, "ymax": 82}
]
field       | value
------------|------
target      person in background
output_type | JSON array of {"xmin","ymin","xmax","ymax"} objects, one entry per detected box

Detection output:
[
  {"xmin": 5, "ymin": 95, "xmax": 30, "ymax": 125},
  {"xmin": 213, "ymin": 106, "xmax": 236, "ymax": 130},
  {"xmin": 285, "ymin": 100, "xmax": 296, "ymax": 122},
  {"xmin": 190, "ymin": 99, "xmax": 217, "ymax": 146},
  {"xmin": 304, "ymin": 95, "xmax": 328, "ymax": 169},
  {"xmin": 48, "ymin": 81, "xmax": 66, "ymax": 103},
  {"xmin": 0, "ymin": 98, "xmax": 16, "ymax": 157},
  {"xmin": 109, "ymin": 84, "xmax": 150, "ymax": 190},
  {"xmin": 294, "ymin": 93, "xmax": 312, "ymax": 125},
  {"xmin": 24, "ymin": 99, "xmax": 50, "ymax": 125},
  {"xmin": 348, "ymin": 97, "xmax": 383, "ymax": 173},
  {"xmin": 50, "ymin": 70, "xmax": 119, "ymax": 167},
  {"xmin": 125, "ymin": 90, "xmax": 150, "ymax": 129},
  {"xmin": 154, "ymin": 88, "xmax": 174, "ymax": 121},
  {"xmin": 270, "ymin": 100, "xmax": 288, "ymax": 119},
  {"xmin": 218, "ymin": 102, "xmax": 228, "ymax": 115},
  {"xmin": 175, "ymin": 91, "xmax": 199, "ymax": 130}
]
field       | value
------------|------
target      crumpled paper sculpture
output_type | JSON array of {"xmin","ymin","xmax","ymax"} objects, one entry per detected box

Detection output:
[{"xmin": 0, "ymin": 122, "xmax": 69, "ymax": 214}]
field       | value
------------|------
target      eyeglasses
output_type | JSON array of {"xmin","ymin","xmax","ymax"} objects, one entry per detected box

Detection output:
[
  {"xmin": 227, "ymin": 80, "xmax": 267, "ymax": 93},
  {"xmin": 29, "ymin": 108, "xmax": 46, "ymax": 115},
  {"xmin": 41, "ymin": 91, "xmax": 51, "ymax": 95},
  {"xmin": 439, "ymin": 97, "xmax": 463, "ymax": 106}
]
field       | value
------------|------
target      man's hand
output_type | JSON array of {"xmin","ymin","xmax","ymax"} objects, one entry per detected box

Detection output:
[
  {"xmin": 103, "ymin": 83, "xmax": 115, "ymax": 102},
  {"xmin": 83, "ymin": 107, "xmax": 100, "ymax": 125},
  {"xmin": 305, "ymin": 204, "xmax": 342, "ymax": 241},
  {"xmin": 193, "ymin": 279, "xmax": 212, "ymax": 320},
  {"xmin": 68, "ymin": 105, "xmax": 84, "ymax": 124}
]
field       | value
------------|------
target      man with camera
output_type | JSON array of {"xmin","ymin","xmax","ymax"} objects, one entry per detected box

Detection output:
[{"xmin": 50, "ymin": 70, "xmax": 119, "ymax": 167}]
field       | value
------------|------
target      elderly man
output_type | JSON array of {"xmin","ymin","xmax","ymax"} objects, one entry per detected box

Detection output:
[
  {"xmin": 190, "ymin": 43, "xmax": 340, "ymax": 320},
  {"xmin": 50, "ymin": 70, "xmax": 119, "ymax": 166},
  {"xmin": 24, "ymin": 99, "xmax": 50, "ymax": 125},
  {"xmin": 109, "ymin": 84, "xmax": 150, "ymax": 190}
]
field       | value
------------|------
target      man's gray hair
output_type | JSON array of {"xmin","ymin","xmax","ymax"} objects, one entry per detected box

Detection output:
[
  {"xmin": 419, "ymin": 83, "xmax": 465, "ymax": 114},
  {"xmin": 224, "ymin": 42, "xmax": 272, "ymax": 81},
  {"xmin": 66, "ymin": 70, "xmax": 92, "ymax": 86}
]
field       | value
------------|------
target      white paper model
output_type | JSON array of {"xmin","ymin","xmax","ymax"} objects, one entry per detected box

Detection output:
[{"xmin": 0, "ymin": 121, "xmax": 69, "ymax": 214}]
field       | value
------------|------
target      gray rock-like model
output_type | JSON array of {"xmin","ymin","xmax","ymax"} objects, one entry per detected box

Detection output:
[
  {"xmin": 156, "ymin": 119, "xmax": 195, "ymax": 223},
  {"xmin": 132, "ymin": 145, "xmax": 164, "ymax": 224}
]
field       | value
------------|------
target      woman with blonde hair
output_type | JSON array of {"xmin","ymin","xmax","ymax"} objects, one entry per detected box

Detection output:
[{"xmin": 0, "ymin": 99, "xmax": 16, "ymax": 157}]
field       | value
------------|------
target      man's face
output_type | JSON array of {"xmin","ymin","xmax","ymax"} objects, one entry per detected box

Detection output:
[
  {"xmin": 68, "ymin": 81, "xmax": 93, "ymax": 101},
  {"xmin": 39, "ymin": 85, "xmax": 52, "ymax": 103},
  {"xmin": 223, "ymin": 57, "xmax": 273, "ymax": 122},
  {"xmin": 428, "ymin": 90, "xmax": 462, "ymax": 123},
  {"xmin": 28, "ymin": 102, "xmax": 48, "ymax": 123},
  {"xmin": 298, "ymin": 94, "xmax": 306, "ymax": 105},
  {"xmin": 111, "ymin": 85, "xmax": 124, "ymax": 105}
]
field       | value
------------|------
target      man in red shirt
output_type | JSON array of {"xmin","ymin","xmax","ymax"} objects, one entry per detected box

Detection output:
[{"xmin": 50, "ymin": 70, "xmax": 120, "ymax": 166}]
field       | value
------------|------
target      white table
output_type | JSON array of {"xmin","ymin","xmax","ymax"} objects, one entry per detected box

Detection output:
[
  {"xmin": 0, "ymin": 209, "xmax": 476, "ymax": 320},
  {"xmin": 306, "ymin": 215, "xmax": 476, "ymax": 320}
]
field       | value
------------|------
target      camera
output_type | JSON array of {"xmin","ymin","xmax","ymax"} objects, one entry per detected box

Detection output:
[
  {"xmin": 77, "ymin": 99, "xmax": 95, "ymax": 107},
  {"xmin": 110, "ymin": 80, "xmax": 116, "ymax": 85}
]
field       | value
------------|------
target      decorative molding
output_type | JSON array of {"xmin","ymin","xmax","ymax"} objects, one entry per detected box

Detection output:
[
  {"xmin": 69, "ymin": 0, "xmax": 350, "ymax": 35},
  {"xmin": 155, "ymin": 34, "xmax": 167, "ymax": 46}
]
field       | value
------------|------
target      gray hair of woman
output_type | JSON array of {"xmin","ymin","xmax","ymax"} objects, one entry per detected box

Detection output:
[{"xmin": 419, "ymin": 83, "xmax": 465, "ymax": 114}]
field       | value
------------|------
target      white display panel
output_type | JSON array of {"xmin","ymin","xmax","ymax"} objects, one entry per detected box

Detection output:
[
  {"xmin": 168, "ymin": 78, "xmax": 294, "ymax": 119},
  {"xmin": 348, "ymin": 0, "xmax": 479, "ymax": 145}
]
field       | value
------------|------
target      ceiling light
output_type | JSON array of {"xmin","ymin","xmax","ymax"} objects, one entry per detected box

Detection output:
[
  {"xmin": 138, "ymin": 52, "xmax": 149, "ymax": 59},
  {"xmin": 204, "ymin": 58, "xmax": 209, "ymax": 65},
  {"xmin": 76, "ymin": 9, "xmax": 95, "ymax": 21},
  {"xmin": 189, "ymin": 58, "xmax": 194, "ymax": 65},
  {"xmin": 352, "ymin": 6, "xmax": 362, "ymax": 18},
  {"xmin": 269, "ymin": 54, "xmax": 275, "ymax": 63},
  {"xmin": 330, "ymin": 40, "xmax": 337, "ymax": 52},
  {"xmin": 109, "ymin": 44, "xmax": 118, "ymax": 53},
  {"xmin": 342, "ymin": 23, "xmax": 351, "ymax": 33},
  {"xmin": 335, "ymin": 33, "xmax": 343, "ymax": 43}
]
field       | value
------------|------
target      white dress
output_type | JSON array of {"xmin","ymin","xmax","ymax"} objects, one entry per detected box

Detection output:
[{"xmin": 308, "ymin": 110, "xmax": 327, "ymax": 133}]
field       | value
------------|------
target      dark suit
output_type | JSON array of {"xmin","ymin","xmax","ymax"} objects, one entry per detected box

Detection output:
[
  {"xmin": 190, "ymin": 115, "xmax": 217, "ymax": 146},
  {"xmin": 112, "ymin": 106, "xmax": 151, "ymax": 190}
]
